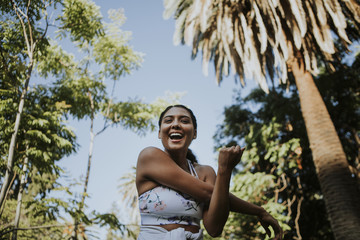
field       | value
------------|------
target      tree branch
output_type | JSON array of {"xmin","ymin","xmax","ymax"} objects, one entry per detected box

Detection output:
[
  {"xmin": 294, "ymin": 196, "xmax": 304, "ymax": 240},
  {"xmin": 0, "ymin": 224, "xmax": 65, "ymax": 237},
  {"xmin": 11, "ymin": 0, "xmax": 31, "ymax": 57},
  {"xmin": 0, "ymin": 173, "xmax": 17, "ymax": 216}
]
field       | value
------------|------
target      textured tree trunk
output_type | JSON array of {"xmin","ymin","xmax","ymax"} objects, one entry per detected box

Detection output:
[
  {"xmin": 289, "ymin": 56, "xmax": 360, "ymax": 240},
  {"xmin": 81, "ymin": 92, "xmax": 95, "ymax": 209},
  {"xmin": 0, "ymin": 70, "xmax": 31, "ymax": 213},
  {"xmin": 81, "ymin": 116, "xmax": 94, "ymax": 209},
  {"xmin": 73, "ymin": 92, "xmax": 95, "ymax": 240},
  {"xmin": 12, "ymin": 155, "xmax": 29, "ymax": 240},
  {"xmin": 0, "ymin": 0, "xmax": 38, "ymax": 214}
]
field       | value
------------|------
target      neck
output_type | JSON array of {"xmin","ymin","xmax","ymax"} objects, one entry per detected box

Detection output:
[{"xmin": 166, "ymin": 149, "xmax": 189, "ymax": 171}]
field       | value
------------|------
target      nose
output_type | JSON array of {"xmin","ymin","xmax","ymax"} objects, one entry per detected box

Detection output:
[{"xmin": 171, "ymin": 120, "xmax": 180, "ymax": 129}]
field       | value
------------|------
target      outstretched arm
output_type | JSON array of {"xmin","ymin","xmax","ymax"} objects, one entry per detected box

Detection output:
[
  {"xmin": 200, "ymin": 148, "xmax": 282, "ymax": 239},
  {"xmin": 229, "ymin": 194, "xmax": 283, "ymax": 239},
  {"xmin": 136, "ymin": 147, "xmax": 283, "ymax": 239}
]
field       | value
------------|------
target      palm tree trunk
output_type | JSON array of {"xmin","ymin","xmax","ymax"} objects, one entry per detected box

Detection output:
[{"xmin": 289, "ymin": 56, "xmax": 360, "ymax": 240}]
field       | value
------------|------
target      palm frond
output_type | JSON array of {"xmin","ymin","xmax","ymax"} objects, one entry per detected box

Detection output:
[{"xmin": 165, "ymin": 0, "xmax": 360, "ymax": 92}]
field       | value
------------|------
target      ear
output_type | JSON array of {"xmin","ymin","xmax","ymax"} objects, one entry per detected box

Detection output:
[
  {"xmin": 193, "ymin": 130, "xmax": 197, "ymax": 139},
  {"xmin": 158, "ymin": 130, "xmax": 161, "ymax": 139}
]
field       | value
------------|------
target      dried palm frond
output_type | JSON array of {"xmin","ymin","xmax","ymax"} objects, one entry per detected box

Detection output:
[{"xmin": 164, "ymin": 0, "xmax": 360, "ymax": 93}]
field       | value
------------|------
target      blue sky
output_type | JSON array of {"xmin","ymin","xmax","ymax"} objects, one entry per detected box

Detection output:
[{"xmin": 57, "ymin": 0, "xmax": 256, "ymax": 237}]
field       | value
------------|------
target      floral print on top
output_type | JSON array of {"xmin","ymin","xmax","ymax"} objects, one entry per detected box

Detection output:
[{"xmin": 138, "ymin": 160, "xmax": 204, "ymax": 226}]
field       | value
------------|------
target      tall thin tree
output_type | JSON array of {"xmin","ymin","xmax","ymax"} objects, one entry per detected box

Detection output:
[
  {"xmin": 0, "ymin": 0, "xmax": 50, "ymax": 211},
  {"xmin": 164, "ymin": 0, "xmax": 360, "ymax": 239}
]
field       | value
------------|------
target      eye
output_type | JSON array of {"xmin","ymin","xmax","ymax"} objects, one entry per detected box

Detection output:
[
  {"xmin": 181, "ymin": 118, "xmax": 191, "ymax": 124},
  {"xmin": 163, "ymin": 118, "xmax": 172, "ymax": 123}
]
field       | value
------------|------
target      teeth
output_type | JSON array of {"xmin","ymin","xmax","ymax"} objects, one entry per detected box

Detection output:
[
  {"xmin": 170, "ymin": 133, "xmax": 182, "ymax": 137},
  {"xmin": 170, "ymin": 133, "xmax": 183, "ymax": 139}
]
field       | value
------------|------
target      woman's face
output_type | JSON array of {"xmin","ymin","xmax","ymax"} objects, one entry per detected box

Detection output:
[{"xmin": 158, "ymin": 107, "xmax": 197, "ymax": 153}]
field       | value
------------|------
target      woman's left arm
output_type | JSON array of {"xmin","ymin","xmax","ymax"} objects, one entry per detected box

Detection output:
[
  {"xmin": 201, "ymin": 146, "xmax": 243, "ymax": 237},
  {"xmin": 200, "ymin": 145, "xmax": 283, "ymax": 239},
  {"xmin": 202, "ymin": 170, "xmax": 283, "ymax": 239}
]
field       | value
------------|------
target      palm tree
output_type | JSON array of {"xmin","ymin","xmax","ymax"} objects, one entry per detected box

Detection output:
[
  {"xmin": 164, "ymin": 0, "xmax": 360, "ymax": 239},
  {"xmin": 117, "ymin": 167, "xmax": 140, "ymax": 239},
  {"xmin": 117, "ymin": 167, "xmax": 140, "ymax": 225}
]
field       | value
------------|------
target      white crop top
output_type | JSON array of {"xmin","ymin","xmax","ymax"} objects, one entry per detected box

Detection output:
[{"xmin": 138, "ymin": 160, "xmax": 204, "ymax": 226}]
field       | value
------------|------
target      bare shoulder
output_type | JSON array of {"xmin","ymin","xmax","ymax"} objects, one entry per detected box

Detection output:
[
  {"xmin": 136, "ymin": 147, "xmax": 165, "ymax": 194},
  {"xmin": 137, "ymin": 146, "xmax": 165, "ymax": 164},
  {"xmin": 138, "ymin": 146, "xmax": 163, "ymax": 158},
  {"xmin": 194, "ymin": 163, "xmax": 216, "ymax": 183}
]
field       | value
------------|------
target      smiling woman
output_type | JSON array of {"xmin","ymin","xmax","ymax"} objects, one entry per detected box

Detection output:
[
  {"xmin": 158, "ymin": 105, "xmax": 197, "ymax": 163},
  {"xmin": 135, "ymin": 105, "xmax": 283, "ymax": 240}
]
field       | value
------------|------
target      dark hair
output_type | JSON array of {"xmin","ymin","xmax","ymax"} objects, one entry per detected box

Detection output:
[
  {"xmin": 158, "ymin": 104, "xmax": 197, "ymax": 130},
  {"xmin": 158, "ymin": 105, "xmax": 198, "ymax": 163}
]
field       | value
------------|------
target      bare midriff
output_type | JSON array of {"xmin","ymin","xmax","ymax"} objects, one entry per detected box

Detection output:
[{"xmin": 149, "ymin": 224, "xmax": 200, "ymax": 233}]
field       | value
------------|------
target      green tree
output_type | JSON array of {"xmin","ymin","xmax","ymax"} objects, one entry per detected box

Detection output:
[
  {"xmin": 44, "ymin": 7, "xmax": 182, "ymax": 238},
  {"xmin": 0, "ymin": 0, "xmax": 56, "ymax": 211},
  {"xmin": 164, "ymin": 1, "xmax": 360, "ymax": 239},
  {"xmin": 0, "ymin": 84, "xmax": 77, "ymax": 239},
  {"xmin": 105, "ymin": 167, "xmax": 140, "ymax": 240},
  {"xmin": 1, "ymin": 0, "xmax": 179, "ymax": 239},
  {"xmin": 214, "ymin": 52, "xmax": 360, "ymax": 239}
]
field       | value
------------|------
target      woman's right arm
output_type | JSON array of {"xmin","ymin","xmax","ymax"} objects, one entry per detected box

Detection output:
[{"xmin": 136, "ymin": 146, "xmax": 214, "ymax": 202}]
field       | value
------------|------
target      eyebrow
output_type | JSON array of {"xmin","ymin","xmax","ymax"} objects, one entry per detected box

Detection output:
[{"xmin": 163, "ymin": 115, "xmax": 191, "ymax": 119}]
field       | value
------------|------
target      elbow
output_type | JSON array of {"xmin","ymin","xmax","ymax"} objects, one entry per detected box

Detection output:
[
  {"xmin": 204, "ymin": 222, "xmax": 225, "ymax": 238},
  {"xmin": 199, "ymin": 188, "xmax": 212, "ymax": 203},
  {"xmin": 207, "ymin": 228, "xmax": 223, "ymax": 238},
  {"xmin": 205, "ymin": 188, "xmax": 213, "ymax": 202}
]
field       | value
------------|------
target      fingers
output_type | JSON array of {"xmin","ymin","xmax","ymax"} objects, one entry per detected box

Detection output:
[
  {"xmin": 273, "ymin": 225, "xmax": 283, "ymax": 240},
  {"xmin": 276, "ymin": 226, "xmax": 283, "ymax": 240},
  {"xmin": 259, "ymin": 213, "xmax": 283, "ymax": 240},
  {"xmin": 265, "ymin": 226, "xmax": 271, "ymax": 237},
  {"xmin": 260, "ymin": 221, "xmax": 271, "ymax": 237},
  {"xmin": 222, "ymin": 145, "xmax": 244, "ymax": 154},
  {"xmin": 270, "ymin": 221, "xmax": 283, "ymax": 240}
]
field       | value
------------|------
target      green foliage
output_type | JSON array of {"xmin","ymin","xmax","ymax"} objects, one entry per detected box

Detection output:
[
  {"xmin": 93, "ymin": 9, "xmax": 143, "ymax": 79},
  {"xmin": 24, "ymin": 86, "xmax": 77, "ymax": 173},
  {"xmin": 212, "ymin": 172, "xmax": 290, "ymax": 240},
  {"xmin": 58, "ymin": 0, "xmax": 104, "ymax": 45},
  {"xmin": 0, "ymin": 200, "xmax": 64, "ymax": 240},
  {"xmin": 1, "ymin": 1, "xmax": 155, "ymax": 239},
  {"xmin": 104, "ymin": 96, "xmax": 180, "ymax": 135},
  {"xmin": 213, "ymin": 84, "xmax": 329, "ymax": 239},
  {"xmin": 36, "ymin": 42, "xmax": 77, "ymax": 79},
  {"xmin": 0, "ymin": 83, "xmax": 77, "ymax": 178},
  {"xmin": 214, "ymin": 50, "xmax": 360, "ymax": 239}
]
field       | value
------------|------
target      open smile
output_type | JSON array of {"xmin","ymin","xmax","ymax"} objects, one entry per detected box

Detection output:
[{"xmin": 169, "ymin": 132, "xmax": 184, "ymax": 141}]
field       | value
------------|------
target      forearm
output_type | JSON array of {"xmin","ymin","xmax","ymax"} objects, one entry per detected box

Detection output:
[
  {"xmin": 229, "ymin": 193, "xmax": 266, "ymax": 216},
  {"xmin": 203, "ymin": 170, "xmax": 231, "ymax": 237}
]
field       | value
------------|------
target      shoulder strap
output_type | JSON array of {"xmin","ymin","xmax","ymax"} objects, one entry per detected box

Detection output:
[{"xmin": 187, "ymin": 159, "xmax": 199, "ymax": 178}]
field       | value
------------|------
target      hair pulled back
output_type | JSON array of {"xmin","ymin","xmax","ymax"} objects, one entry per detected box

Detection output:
[{"xmin": 158, "ymin": 105, "xmax": 198, "ymax": 163}]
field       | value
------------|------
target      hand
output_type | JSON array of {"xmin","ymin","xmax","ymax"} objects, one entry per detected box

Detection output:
[
  {"xmin": 258, "ymin": 210, "xmax": 283, "ymax": 240},
  {"xmin": 218, "ymin": 145, "xmax": 245, "ymax": 172}
]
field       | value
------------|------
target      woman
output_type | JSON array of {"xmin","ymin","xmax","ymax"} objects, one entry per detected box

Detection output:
[{"xmin": 136, "ymin": 105, "xmax": 283, "ymax": 239}]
